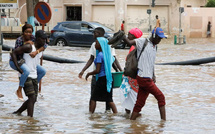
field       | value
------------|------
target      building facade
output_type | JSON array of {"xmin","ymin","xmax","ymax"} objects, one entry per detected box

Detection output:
[{"xmin": 8, "ymin": 0, "xmax": 209, "ymax": 37}]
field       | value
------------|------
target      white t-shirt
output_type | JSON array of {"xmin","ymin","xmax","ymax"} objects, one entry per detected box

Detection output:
[
  {"xmin": 23, "ymin": 45, "xmax": 42, "ymax": 79},
  {"xmin": 89, "ymin": 42, "xmax": 116, "ymax": 70},
  {"xmin": 135, "ymin": 38, "xmax": 157, "ymax": 79}
]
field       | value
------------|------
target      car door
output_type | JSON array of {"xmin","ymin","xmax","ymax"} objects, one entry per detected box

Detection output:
[
  {"xmin": 80, "ymin": 22, "xmax": 95, "ymax": 46},
  {"xmin": 63, "ymin": 22, "xmax": 82, "ymax": 45}
]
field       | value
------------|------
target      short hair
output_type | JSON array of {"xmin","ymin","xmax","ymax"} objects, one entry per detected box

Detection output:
[
  {"xmin": 94, "ymin": 27, "xmax": 105, "ymax": 36},
  {"xmin": 156, "ymin": 15, "xmax": 158, "ymax": 18},
  {"xmin": 22, "ymin": 24, "xmax": 33, "ymax": 33}
]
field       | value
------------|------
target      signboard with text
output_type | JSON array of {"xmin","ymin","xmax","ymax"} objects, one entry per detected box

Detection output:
[{"xmin": 0, "ymin": 0, "xmax": 18, "ymax": 9}]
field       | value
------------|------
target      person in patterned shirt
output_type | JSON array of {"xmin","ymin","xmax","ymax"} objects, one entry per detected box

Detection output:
[{"xmin": 9, "ymin": 24, "xmax": 47, "ymax": 101}]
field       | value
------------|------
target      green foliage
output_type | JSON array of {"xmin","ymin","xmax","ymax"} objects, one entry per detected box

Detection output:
[{"xmin": 205, "ymin": 0, "xmax": 215, "ymax": 7}]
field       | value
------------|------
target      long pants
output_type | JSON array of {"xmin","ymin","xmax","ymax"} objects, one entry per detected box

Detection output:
[{"xmin": 133, "ymin": 76, "xmax": 165, "ymax": 113}]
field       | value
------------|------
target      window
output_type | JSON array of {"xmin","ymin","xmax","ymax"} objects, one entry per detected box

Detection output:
[
  {"xmin": 66, "ymin": 6, "xmax": 82, "ymax": 21},
  {"xmin": 81, "ymin": 23, "xmax": 93, "ymax": 31},
  {"xmin": 62, "ymin": 23, "xmax": 80, "ymax": 31}
]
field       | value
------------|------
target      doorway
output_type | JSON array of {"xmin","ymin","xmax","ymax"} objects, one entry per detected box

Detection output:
[{"xmin": 66, "ymin": 6, "xmax": 82, "ymax": 21}]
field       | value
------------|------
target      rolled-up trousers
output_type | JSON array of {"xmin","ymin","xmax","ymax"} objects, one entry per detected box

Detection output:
[{"xmin": 133, "ymin": 76, "xmax": 166, "ymax": 113}]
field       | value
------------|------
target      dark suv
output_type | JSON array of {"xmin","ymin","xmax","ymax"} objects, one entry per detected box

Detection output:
[{"xmin": 49, "ymin": 21, "xmax": 126, "ymax": 48}]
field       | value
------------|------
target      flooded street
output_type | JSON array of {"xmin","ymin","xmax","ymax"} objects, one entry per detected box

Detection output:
[{"xmin": 0, "ymin": 38, "xmax": 215, "ymax": 134}]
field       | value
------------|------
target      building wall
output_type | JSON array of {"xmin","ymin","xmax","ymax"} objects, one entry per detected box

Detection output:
[
  {"xmin": 181, "ymin": 0, "xmax": 207, "ymax": 7},
  {"xmin": 7, "ymin": 0, "xmax": 209, "ymax": 38},
  {"xmin": 183, "ymin": 7, "xmax": 215, "ymax": 38},
  {"xmin": 47, "ymin": 0, "xmax": 173, "ymax": 33}
]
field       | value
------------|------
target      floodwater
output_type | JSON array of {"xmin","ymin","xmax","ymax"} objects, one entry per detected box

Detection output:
[{"xmin": 0, "ymin": 38, "xmax": 215, "ymax": 134}]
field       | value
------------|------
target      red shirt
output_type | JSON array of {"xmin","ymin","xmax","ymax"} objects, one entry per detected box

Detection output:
[{"xmin": 121, "ymin": 23, "xmax": 124, "ymax": 31}]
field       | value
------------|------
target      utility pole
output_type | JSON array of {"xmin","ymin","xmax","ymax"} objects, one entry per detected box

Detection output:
[
  {"xmin": 148, "ymin": 0, "xmax": 152, "ymax": 33},
  {"xmin": 179, "ymin": 7, "xmax": 182, "ymax": 45},
  {"xmin": 26, "ymin": 0, "xmax": 37, "ymax": 35},
  {"xmin": 179, "ymin": 7, "xmax": 184, "ymax": 45}
]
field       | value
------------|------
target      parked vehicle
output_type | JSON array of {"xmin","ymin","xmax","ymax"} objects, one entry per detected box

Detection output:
[{"xmin": 49, "ymin": 21, "xmax": 126, "ymax": 48}]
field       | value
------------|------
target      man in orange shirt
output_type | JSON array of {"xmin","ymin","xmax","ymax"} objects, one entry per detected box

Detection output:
[{"xmin": 155, "ymin": 15, "xmax": 160, "ymax": 28}]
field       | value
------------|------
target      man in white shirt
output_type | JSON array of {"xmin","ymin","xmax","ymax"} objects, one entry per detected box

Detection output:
[
  {"xmin": 11, "ymin": 30, "xmax": 47, "ymax": 117},
  {"xmin": 123, "ymin": 27, "xmax": 166, "ymax": 120}
]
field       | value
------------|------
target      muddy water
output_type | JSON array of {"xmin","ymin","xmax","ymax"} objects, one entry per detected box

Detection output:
[{"xmin": 0, "ymin": 38, "xmax": 215, "ymax": 133}]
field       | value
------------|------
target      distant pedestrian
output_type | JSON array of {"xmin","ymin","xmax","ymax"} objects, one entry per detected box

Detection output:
[
  {"xmin": 0, "ymin": 94, "xmax": 4, "ymax": 97},
  {"xmin": 207, "ymin": 21, "xmax": 212, "ymax": 38},
  {"xmin": 121, "ymin": 20, "xmax": 125, "ymax": 31},
  {"xmin": 155, "ymin": 15, "xmax": 160, "ymax": 28},
  {"xmin": 153, "ymin": 15, "xmax": 161, "ymax": 38}
]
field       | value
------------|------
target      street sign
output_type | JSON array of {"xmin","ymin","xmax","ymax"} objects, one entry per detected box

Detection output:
[
  {"xmin": 147, "ymin": 9, "xmax": 151, "ymax": 14},
  {"xmin": 152, "ymin": 0, "xmax": 155, "ymax": 7},
  {"xmin": 179, "ymin": 7, "xmax": 184, "ymax": 13},
  {"xmin": 34, "ymin": 2, "xmax": 52, "ymax": 24},
  {"xmin": 0, "ymin": 0, "xmax": 18, "ymax": 9}
]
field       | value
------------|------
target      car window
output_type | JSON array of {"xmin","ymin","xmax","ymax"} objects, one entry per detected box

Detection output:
[
  {"xmin": 90, "ymin": 22, "xmax": 113, "ymax": 32},
  {"xmin": 62, "ymin": 23, "xmax": 80, "ymax": 31},
  {"xmin": 81, "ymin": 23, "xmax": 93, "ymax": 32}
]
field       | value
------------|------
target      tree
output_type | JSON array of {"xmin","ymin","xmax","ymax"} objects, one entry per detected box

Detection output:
[{"xmin": 205, "ymin": 0, "xmax": 215, "ymax": 7}]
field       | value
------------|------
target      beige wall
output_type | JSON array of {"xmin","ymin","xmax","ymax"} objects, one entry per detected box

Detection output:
[
  {"xmin": 182, "ymin": 8, "xmax": 215, "ymax": 38},
  {"xmin": 46, "ymin": 0, "xmax": 174, "ymax": 33},
  {"xmin": 5, "ymin": 0, "xmax": 210, "ymax": 38},
  {"xmin": 181, "ymin": 0, "xmax": 207, "ymax": 7},
  {"xmin": 92, "ymin": 5, "xmax": 115, "ymax": 30}
]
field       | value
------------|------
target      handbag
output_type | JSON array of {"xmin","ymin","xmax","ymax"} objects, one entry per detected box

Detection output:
[
  {"xmin": 124, "ymin": 39, "xmax": 148, "ymax": 79},
  {"xmin": 120, "ymin": 76, "xmax": 132, "ymax": 98}
]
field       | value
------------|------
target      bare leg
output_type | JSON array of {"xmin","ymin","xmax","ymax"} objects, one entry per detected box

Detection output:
[
  {"xmin": 130, "ymin": 112, "xmax": 140, "ymax": 120},
  {"xmin": 13, "ymin": 95, "xmax": 36, "ymax": 117},
  {"xmin": 89, "ymin": 100, "xmax": 96, "ymax": 113},
  {"xmin": 16, "ymin": 86, "xmax": 24, "ymax": 101},
  {"xmin": 27, "ymin": 95, "xmax": 36, "ymax": 117},
  {"xmin": 159, "ymin": 106, "xmax": 166, "ymax": 120},
  {"xmin": 109, "ymin": 102, "xmax": 117, "ymax": 113},
  {"xmin": 13, "ymin": 100, "xmax": 28, "ymax": 115},
  {"xmin": 105, "ymin": 102, "xmax": 111, "ymax": 111}
]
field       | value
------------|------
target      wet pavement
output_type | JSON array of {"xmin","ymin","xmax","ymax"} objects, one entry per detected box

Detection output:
[{"xmin": 0, "ymin": 38, "xmax": 215, "ymax": 133}]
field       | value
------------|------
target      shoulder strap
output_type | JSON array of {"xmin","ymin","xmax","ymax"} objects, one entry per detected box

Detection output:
[{"xmin": 137, "ymin": 39, "xmax": 148, "ymax": 61}]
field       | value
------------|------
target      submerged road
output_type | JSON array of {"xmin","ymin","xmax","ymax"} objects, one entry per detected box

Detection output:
[{"xmin": 0, "ymin": 38, "xmax": 215, "ymax": 133}]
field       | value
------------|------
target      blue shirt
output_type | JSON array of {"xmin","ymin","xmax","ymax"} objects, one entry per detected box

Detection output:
[{"xmin": 94, "ymin": 52, "xmax": 105, "ymax": 77}]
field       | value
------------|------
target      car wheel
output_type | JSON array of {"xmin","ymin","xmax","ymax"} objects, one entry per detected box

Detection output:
[{"xmin": 56, "ymin": 39, "xmax": 67, "ymax": 47}]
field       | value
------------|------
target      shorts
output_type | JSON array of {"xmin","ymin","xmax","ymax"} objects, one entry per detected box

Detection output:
[{"xmin": 23, "ymin": 78, "xmax": 38, "ymax": 97}]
